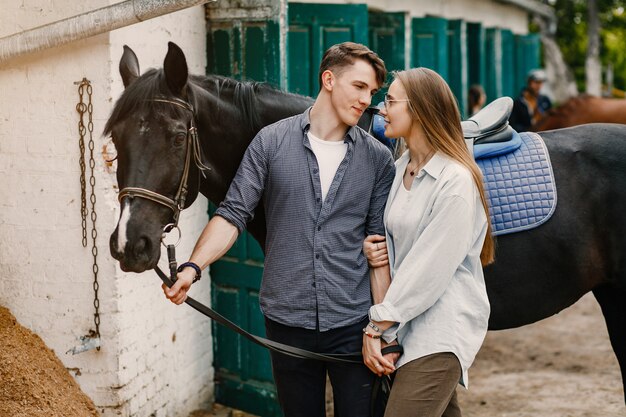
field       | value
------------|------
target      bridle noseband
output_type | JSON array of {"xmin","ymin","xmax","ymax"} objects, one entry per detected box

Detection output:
[{"xmin": 117, "ymin": 96, "xmax": 210, "ymax": 233}]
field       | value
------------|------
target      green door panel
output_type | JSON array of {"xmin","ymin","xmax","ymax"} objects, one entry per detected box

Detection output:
[
  {"xmin": 515, "ymin": 33, "xmax": 541, "ymax": 94},
  {"xmin": 287, "ymin": 25, "xmax": 312, "ymax": 96},
  {"xmin": 208, "ymin": 21, "xmax": 281, "ymax": 87},
  {"xmin": 412, "ymin": 16, "xmax": 448, "ymax": 80},
  {"xmin": 288, "ymin": 2, "xmax": 369, "ymax": 96},
  {"xmin": 448, "ymin": 19, "xmax": 468, "ymax": 118},
  {"xmin": 208, "ymin": 206, "xmax": 278, "ymax": 416},
  {"xmin": 369, "ymin": 11, "xmax": 406, "ymax": 104},
  {"xmin": 207, "ymin": 18, "xmax": 281, "ymax": 413},
  {"xmin": 500, "ymin": 29, "xmax": 516, "ymax": 98},
  {"xmin": 484, "ymin": 27, "xmax": 503, "ymax": 103},
  {"xmin": 467, "ymin": 22, "xmax": 485, "ymax": 88}
]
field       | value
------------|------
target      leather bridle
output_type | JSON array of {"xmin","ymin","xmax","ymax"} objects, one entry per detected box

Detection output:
[{"xmin": 117, "ymin": 96, "xmax": 210, "ymax": 231}]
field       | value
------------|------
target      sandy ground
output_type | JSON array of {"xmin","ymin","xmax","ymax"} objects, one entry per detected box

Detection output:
[
  {"xmin": 2, "ymin": 291, "xmax": 623, "ymax": 417},
  {"xmin": 457, "ymin": 293, "xmax": 624, "ymax": 417},
  {"xmin": 0, "ymin": 306, "xmax": 98, "ymax": 417}
]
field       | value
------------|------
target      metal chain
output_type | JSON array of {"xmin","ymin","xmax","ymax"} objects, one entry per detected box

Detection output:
[
  {"xmin": 76, "ymin": 78, "xmax": 101, "ymax": 348},
  {"xmin": 76, "ymin": 84, "xmax": 88, "ymax": 247}
]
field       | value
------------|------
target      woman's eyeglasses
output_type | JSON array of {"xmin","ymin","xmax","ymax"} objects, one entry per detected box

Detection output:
[{"xmin": 384, "ymin": 93, "xmax": 410, "ymax": 108}]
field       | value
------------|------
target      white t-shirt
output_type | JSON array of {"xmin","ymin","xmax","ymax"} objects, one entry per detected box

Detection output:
[{"xmin": 307, "ymin": 131, "xmax": 348, "ymax": 201}]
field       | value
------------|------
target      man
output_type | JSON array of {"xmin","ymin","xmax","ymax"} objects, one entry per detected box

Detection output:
[
  {"xmin": 163, "ymin": 42, "xmax": 395, "ymax": 417},
  {"xmin": 509, "ymin": 69, "xmax": 552, "ymax": 132}
]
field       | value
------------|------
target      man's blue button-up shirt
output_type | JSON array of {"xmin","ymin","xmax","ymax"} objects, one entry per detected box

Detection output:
[{"xmin": 215, "ymin": 109, "xmax": 395, "ymax": 331}]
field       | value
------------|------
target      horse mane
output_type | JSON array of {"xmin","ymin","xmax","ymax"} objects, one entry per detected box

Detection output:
[
  {"xmin": 198, "ymin": 74, "xmax": 310, "ymax": 132},
  {"xmin": 104, "ymin": 69, "xmax": 279, "ymax": 136},
  {"xmin": 104, "ymin": 68, "xmax": 190, "ymax": 136},
  {"xmin": 203, "ymin": 75, "xmax": 277, "ymax": 133}
]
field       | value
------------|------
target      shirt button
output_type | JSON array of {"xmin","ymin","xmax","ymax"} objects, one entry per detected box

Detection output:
[
  {"xmin": 315, "ymin": 254, "xmax": 320, "ymax": 259},
  {"xmin": 312, "ymin": 282, "xmax": 316, "ymax": 288},
  {"xmin": 317, "ymin": 226, "xmax": 321, "ymax": 231},
  {"xmin": 313, "ymin": 168, "xmax": 318, "ymax": 174},
  {"xmin": 317, "ymin": 197, "xmax": 321, "ymax": 202}
]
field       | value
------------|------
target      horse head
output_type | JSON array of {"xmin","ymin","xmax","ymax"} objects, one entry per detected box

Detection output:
[{"xmin": 106, "ymin": 42, "xmax": 202, "ymax": 272}]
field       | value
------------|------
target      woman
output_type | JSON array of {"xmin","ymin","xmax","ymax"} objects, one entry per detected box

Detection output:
[{"xmin": 362, "ymin": 68, "xmax": 495, "ymax": 417}]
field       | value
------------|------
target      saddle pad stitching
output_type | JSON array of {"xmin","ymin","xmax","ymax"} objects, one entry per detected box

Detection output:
[{"xmin": 479, "ymin": 132, "xmax": 557, "ymax": 236}]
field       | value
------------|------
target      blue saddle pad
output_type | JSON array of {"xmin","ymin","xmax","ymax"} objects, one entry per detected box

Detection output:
[{"xmin": 476, "ymin": 132, "xmax": 557, "ymax": 236}]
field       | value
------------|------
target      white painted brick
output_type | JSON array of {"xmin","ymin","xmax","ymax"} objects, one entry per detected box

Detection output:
[{"xmin": 1, "ymin": 2, "xmax": 212, "ymax": 416}]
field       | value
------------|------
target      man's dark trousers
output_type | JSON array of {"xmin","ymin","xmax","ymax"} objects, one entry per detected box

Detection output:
[{"xmin": 265, "ymin": 317, "xmax": 375, "ymax": 417}]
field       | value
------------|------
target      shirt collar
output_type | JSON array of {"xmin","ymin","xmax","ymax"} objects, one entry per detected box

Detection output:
[
  {"xmin": 300, "ymin": 107, "xmax": 356, "ymax": 143},
  {"xmin": 421, "ymin": 151, "xmax": 446, "ymax": 179}
]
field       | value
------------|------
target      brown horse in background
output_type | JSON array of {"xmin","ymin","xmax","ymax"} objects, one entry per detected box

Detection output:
[{"xmin": 536, "ymin": 95, "xmax": 626, "ymax": 131}]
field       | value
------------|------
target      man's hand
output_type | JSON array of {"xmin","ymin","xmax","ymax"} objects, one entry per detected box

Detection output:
[
  {"xmin": 162, "ymin": 268, "xmax": 195, "ymax": 305},
  {"xmin": 382, "ymin": 339, "xmax": 401, "ymax": 366},
  {"xmin": 364, "ymin": 234, "xmax": 389, "ymax": 267}
]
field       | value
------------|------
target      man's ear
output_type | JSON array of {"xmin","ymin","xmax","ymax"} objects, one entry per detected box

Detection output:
[{"xmin": 322, "ymin": 70, "xmax": 334, "ymax": 91}]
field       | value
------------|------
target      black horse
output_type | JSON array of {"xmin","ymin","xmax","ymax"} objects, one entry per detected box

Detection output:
[{"xmin": 106, "ymin": 43, "xmax": 626, "ymax": 403}]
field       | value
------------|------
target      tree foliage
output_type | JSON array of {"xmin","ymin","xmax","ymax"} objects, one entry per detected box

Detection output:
[{"xmin": 552, "ymin": 0, "xmax": 626, "ymax": 93}]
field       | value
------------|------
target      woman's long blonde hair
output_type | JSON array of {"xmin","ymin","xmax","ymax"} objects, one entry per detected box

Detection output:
[{"xmin": 395, "ymin": 68, "xmax": 495, "ymax": 265}]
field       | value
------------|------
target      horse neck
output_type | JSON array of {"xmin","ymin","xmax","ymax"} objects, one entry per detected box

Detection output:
[
  {"xmin": 189, "ymin": 76, "xmax": 313, "ymax": 204},
  {"xmin": 254, "ymin": 85, "xmax": 314, "ymax": 126}
]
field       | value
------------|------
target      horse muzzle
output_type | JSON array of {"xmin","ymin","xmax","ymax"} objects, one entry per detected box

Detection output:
[{"xmin": 110, "ymin": 223, "xmax": 161, "ymax": 273}]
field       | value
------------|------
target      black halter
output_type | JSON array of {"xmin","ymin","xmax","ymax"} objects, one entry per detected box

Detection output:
[{"xmin": 117, "ymin": 96, "xmax": 210, "ymax": 230}]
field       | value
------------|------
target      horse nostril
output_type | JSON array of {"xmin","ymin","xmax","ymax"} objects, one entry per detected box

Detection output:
[{"xmin": 133, "ymin": 237, "xmax": 151, "ymax": 259}]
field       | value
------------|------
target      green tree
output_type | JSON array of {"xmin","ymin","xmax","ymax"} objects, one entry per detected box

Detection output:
[{"xmin": 552, "ymin": 0, "xmax": 626, "ymax": 93}]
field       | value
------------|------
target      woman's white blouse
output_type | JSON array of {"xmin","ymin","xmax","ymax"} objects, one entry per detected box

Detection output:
[{"xmin": 369, "ymin": 150, "xmax": 490, "ymax": 388}]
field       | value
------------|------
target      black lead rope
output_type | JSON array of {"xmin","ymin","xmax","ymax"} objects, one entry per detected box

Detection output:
[
  {"xmin": 155, "ymin": 262, "xmax": 403, "ymax": 363},
  {"xmin": 155, "ymin": 263, "xmax": 367, "ymax": 364}
]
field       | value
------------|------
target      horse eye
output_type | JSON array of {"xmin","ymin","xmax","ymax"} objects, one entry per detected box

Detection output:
[{"xmin": 174, "ymin": 133, "xmax": 186, "ymax": 145}]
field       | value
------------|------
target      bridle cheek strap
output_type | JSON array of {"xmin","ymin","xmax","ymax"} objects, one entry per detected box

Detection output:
[{"xmin": 117, "ymin": 96, "xmax": 209, "ymax": 228}]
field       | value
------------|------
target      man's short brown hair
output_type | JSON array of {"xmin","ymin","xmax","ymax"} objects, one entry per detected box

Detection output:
[{"xmin": 318, "ymin": 42, "xmax": 387, "ymax": 90}]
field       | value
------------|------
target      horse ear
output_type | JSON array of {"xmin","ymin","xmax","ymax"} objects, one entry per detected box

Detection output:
[
  {"xmin": 120, "ymin": 45, "xmax": 140, "ymax": 88},
  {"xmin": 163, "ymin": 42, "xmax": 188, "ymax": 95}
]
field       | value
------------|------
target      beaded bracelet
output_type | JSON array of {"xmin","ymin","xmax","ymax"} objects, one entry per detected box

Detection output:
[
  {"xmin": 362, "ymin": 328, "xmax": 382, "ymax": 339},
  {"xmin": 177, "ymin": 262, "xmax": 202, "ymax": 283}
]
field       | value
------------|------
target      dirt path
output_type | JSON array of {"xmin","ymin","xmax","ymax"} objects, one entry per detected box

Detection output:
[
  {"xmin": 0, "ymin": 306, "xmax": 98, "ymax": 417},
  {"xmin": 458, "ymin": 293, "xmax": 624, "ymax": 416},
  {"xmin": 2, "ymin": 292, "xmax": 623, "ymax": 417}
]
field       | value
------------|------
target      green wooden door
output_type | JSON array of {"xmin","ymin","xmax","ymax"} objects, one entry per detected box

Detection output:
[
  {"xmin": 500, "ymin": 29, "xmax": 516, "ymax": 98},
  {"xmin": 515, "ymin": 33, "xmax": 541, "ymax": 94},
  {"xmin": 207, "ymin": 20, "xmax": 282, "ymax": 416},
  {"xmin": 448, "ymin": 19, "xmax": 468, "ymax": 118},
  {"xmin": 368, "ymin": 11, "xmax": 406, "ymax": 104},
  {"xmin": 484, "ymin": 27, "xmax": 503, "ymax": 103},
  {"xmin": 412, "ymin": 16, "xmax": 448, "ymax": 81},
  {"xmin": 467, "ymin": 22, "xmax": 485, "ymax": 89},
  {"xmin": 288, "ymin": 3, "xmax": 369, "ymax": 97},
  {"xmin": 208, "ymin": 21, "xmax": 281, "ymax": 86}
]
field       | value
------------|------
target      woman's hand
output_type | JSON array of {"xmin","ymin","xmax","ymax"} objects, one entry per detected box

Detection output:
[
  {"xmin": 363, "ymin": 333, "xmax": 395, "ymax": 376},
  {"xmin": 363, "ymin": 235, "xmax": 389, "ymax": 268}
]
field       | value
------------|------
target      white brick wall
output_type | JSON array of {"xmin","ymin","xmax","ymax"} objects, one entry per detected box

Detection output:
[{"xmin": 0, "ymin": 2, "xmax": 213, "ymax": 416}]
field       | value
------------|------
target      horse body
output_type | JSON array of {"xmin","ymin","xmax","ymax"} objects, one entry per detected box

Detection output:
[
  {"xmin": 487, "ymin": 123, "xmax": 626, "ymax": 329},
  {"xmin": 537, "ymin": 95, "xmax": 626, "ymax": 131},
  {"xmin": 107, "ymin": 43, "xmax": 626, "ymax": 403}
]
